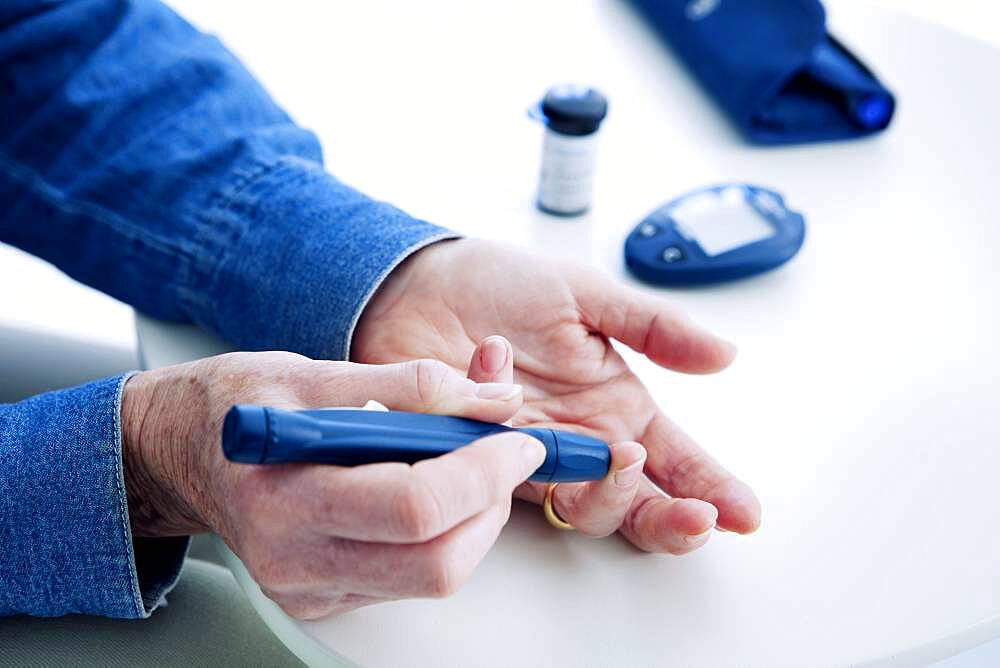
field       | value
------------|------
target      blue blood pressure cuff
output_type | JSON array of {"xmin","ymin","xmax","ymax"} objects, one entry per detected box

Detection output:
[{"xmin": 627, "ymin": 0, "xmax": 895, "ymax": 144}]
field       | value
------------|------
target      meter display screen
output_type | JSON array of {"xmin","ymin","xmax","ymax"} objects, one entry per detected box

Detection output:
[{"xmin": 670, "ymin": 189, "xmax": 775, "ymax": 257}]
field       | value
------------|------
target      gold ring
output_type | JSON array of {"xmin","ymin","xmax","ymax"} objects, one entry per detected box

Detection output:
[{"xmin": 543, "ymin": 483, "xmax": 574, "ymax": 531}]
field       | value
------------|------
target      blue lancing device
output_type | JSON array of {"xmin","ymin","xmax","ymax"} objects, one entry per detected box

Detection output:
[
  {"xmin": 222, "ymin": 406, "xmax": 611, "ymax": 483},
  {"xmin": 624, "ymin": 183, "xmax": 805, "ymax": 285}
]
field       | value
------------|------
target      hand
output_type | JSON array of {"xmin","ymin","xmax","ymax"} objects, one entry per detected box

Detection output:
[
  {"xmin": 121, "ymin": 348, "xmax": 542, "ymax": 619},
  {"xmin": 354, "ymin": 239, "xmax": 762, "ymax": 553}
]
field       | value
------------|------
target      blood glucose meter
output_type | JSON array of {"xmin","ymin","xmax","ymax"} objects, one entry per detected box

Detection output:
[{"xmin": 624, "ymin": 184, "xmax": 805, "ymax": 285}]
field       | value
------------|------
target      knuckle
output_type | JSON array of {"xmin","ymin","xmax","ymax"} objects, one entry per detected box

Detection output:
[
  {"xmin": 392, "ymin": 480, "xmax": 445, "ymax": 542},
  {"xmin": 412, "ymin": 358, "xmax": 452, "ymax": 408}
]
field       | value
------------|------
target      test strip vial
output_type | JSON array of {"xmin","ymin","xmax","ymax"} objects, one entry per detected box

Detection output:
[{"xmin": 535, "ymin": 85, "xmax": 609, "ymax": 216}]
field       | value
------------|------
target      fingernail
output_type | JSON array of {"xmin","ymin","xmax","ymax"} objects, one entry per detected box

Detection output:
[
  {"xmin": 612, "ymin": 444, "xmax": 646, "ymax": 488},
  {"xmin": 480, "ymin": 336, "xmax": 509, "ymax": 375},
  {"xmin": 475, "ymin": 382, "xmax": 522, "ymax": 400},
  {"xmin": 721, "ymin": 338, "xmax": 739, "ymax": 359},
  {"xmin": 683, "ymin": 529, "xmax": 712, "ymax": 546}
]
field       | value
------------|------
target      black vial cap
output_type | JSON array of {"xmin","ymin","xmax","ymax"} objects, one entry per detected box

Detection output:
[{"xmin": 541, "ymin": 85, "xmax": 608, "ymax": 136}]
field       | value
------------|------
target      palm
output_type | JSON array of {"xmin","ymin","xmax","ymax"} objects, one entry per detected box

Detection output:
[{"xmin": 352, "ymin": 241, "xmax": 653, "ymax": 443}]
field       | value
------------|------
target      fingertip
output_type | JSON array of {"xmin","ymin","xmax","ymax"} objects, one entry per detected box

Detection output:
[
  {"xmin": 516, "ymin": 433, "xmax": 547, "ymax": 482},
  {"xmin": 682, "ymin": 331, "xmax": 739, "ymax": 374},
  {"xmin": 717, "ymin": 338, "xmax": 739, "ymax": 369},
  {"xmin": 544, "ymin": 442, "xmax": 647, "ymax": 538},
  {"xmin": 628, "ymin": 496, "xmax": 720, "ymax": 553},
  {"xmin": 468, "ymin": 335, "xmax": 514, "ymax": 384},
  {"xmin": 613, "ymin": 440, "xmax": 647, "ymax": 461},
  {"xmin": 643, "ymin": 314, "xmax": 739, "ymax": 375},
  {"xmin": 710, "ymin": 479, "xmax": 762, "ymax": 534},
  {"xmin": 682, "ymin": 528, "xmax": 713, "ymax": 548},
  {"xmin": 670, "ymin": 497, "xmax": 719, "ymax": 536},
  {"xmin": 610, "ymin": 441, "xmax": 646, "ymax": 488},
  {"xmin": 520, "ymin": 433, "xmax": 547, "ymax": 466},
  {"xmin": 434, "ymin": 374, "xmax": 521, "ymax": 424},
  {"xmin": 478, "ymin": 336, "xmax": 512, "ymax": 376},
  {"xmin": 479, "ymin": 430, "xmax": 544, "ymax": 459},
  {"xmin": 462, "ymin": 431, "xmax": 545, "ymax": 484},
  {"xmin": 473, "ymin": 382, "xmax": 523, "ymax": 401}
]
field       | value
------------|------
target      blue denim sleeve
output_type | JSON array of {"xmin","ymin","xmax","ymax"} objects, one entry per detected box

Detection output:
[
  {"xmin": 0, "ymin": 0, "xmax": 455, "ymax": 618},
  {"xmin": 0, "ymin": 375, "xmax": 188, "ymax": 618},
  {"xmin": 0, "ymin": 0, "xmax": 456, "ymax": 360}
]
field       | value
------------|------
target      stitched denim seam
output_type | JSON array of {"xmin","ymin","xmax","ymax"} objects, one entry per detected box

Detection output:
[
  {"xmin": 176, "ymin": 157, "xmax": 287, "ymax": 319},
  {"xmin": 110, "ymin": 371, "xmax": 146, "ymax": 618},
  {"xmin": 342, "ymin": 232, "xmax": 461, "ymax": 360}
]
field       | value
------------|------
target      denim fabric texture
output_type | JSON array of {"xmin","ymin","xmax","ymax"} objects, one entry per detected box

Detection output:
[
  {"xmin": 0, "ymin": 375, "xmax": 161, "ymax": 618},
  {"xmin": 1, "ymin": 0, "xmax": 455, "ymax": 617}
]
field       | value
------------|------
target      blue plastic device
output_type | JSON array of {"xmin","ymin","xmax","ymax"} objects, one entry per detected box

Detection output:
[
  {"xmin": 222, "ymin": 406, "xmax": 611, "ymax": 483},
  {"xmin": 624, "ymin": 184, "xmax": 805, "ymax": 286}
]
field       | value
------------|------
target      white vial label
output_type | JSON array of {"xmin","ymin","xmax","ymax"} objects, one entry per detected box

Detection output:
[{"xmin": 537, "ymin": 129, "xmax": 598, "ymax": 215}]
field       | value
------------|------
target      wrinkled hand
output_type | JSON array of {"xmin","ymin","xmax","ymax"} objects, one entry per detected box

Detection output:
[
  {"xmin": 121, "ymin": 349, "xmax": 542, "ymax": 619},
  {"xmin": 354, "ymin": 239, "xmax": 761, "ymax": 553}
]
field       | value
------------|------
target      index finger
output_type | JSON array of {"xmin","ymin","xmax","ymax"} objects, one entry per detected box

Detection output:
[
  {"xmin": 295, "ymin": 432, "xmax": 546, "ymax": 543},
  {"xmin": 572, "ymin": 270, "xmax": 737, "ymax": 374}
]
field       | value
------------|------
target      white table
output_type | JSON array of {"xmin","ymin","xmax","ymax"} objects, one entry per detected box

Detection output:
[{"xmin": 139, "ymin": 1, "xmax": 1000, "ymax": 665}]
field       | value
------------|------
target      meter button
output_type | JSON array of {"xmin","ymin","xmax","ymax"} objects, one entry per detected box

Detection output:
[
  {"xmin": 753, "ymin": 192, "xmax": 784, "ymax": 216},
  {"xmin": 661, "ymin": 246, "xmax": 685, "ymax": 263},
  {"xmin": 638, "ymin": 222, "xmax": 660, "ymax": 238}
]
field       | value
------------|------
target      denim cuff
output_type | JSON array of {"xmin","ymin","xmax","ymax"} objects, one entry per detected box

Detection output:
[
  {"xmin": 0, "ymin": 374, "xmax": 187, "ymax": 618},
  {"xmin": 180, "ymin": 156, "xmax": 458, "ymax": 360}
]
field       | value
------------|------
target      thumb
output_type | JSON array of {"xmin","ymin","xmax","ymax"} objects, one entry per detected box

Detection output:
[{"xmin": 308, "ymin": 358, "xmax": 523, "ymax": 423}]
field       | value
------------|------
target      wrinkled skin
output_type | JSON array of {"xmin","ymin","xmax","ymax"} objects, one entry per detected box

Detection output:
[{"xmin": 123, "ymin": 349, "xmax": 546, "ymax": 619}]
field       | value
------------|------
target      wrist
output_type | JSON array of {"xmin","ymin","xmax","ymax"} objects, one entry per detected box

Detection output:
[
  {"xmin": 121, "ymin": 370, "xmax": 210, "ymax": 537},
  {"xmin": 352, "ymin": 237, "xmax": 462, "ymax": 360}
]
